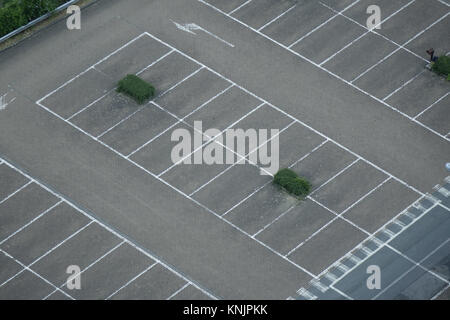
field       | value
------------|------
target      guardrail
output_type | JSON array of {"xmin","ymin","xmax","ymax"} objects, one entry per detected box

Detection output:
[{"xmin": 0, "ymin": 0, "xmax": 80, "ymax": 44}]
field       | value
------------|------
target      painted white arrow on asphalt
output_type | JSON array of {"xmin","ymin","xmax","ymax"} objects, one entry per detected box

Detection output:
[
  {"xmin": 0, "ymin": 92, "xmax": 16, "ymax": 111},
  {"xmin": 171, "ymin": 20, "xmax": 235, "ymax": 48}
]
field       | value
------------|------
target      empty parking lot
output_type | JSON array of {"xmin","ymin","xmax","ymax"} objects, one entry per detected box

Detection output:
[{"xmin": 0, "ymin": 0, "xmax": 449, "ymax": 300}]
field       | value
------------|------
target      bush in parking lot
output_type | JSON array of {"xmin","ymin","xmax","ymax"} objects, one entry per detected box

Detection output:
[
  {"xmin": 431, "ymin": 55, "xmax": 450, "ymax": 79},
  {"xmin": 117, "ymin": 74, "xmax": 155, "ymax": 104},
  {"xmin": 273, "ymin": 168, "xmax": 311, "ymax": 198}
]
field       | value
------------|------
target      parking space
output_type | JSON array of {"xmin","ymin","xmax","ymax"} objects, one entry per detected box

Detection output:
[
  {"xmin": 130, "ymin": 122, "xmax": 192, "ymax": 175},
  {"xmin": 353, "ymin": 50, "xmax": 426, "ymax": 100},
  {"xmin": 0, "ymin": 183, "xmax": 59, "ymax": 241},
  {"xmin": 376, "ymin": 0, "xmax": 447, "ymax": 45},
  {"xmin": 290, "ymin": 141, "xmax": 357, "ymax": 191},
  {"xmin": 99, "ymin": 104, "xmax": 179, "ymax": 156},
  {"xmin": 204, "ymin": 0, "xmax": 249, "ymax": 14},
  {"xmin": 0, "ymin": 252, "xmax": 22, "ymax": 284},
  {"xmin": 224, "ymin": 181, "xmax": 298, "ymax": 236},
  {"xmin": 406, "ymin": 13, "xmax": 450, "ymax": 59},
  {"xmin": 291, "ymin": 15, "xmax": 366, "ymax": 64},
  {"xmin": 154, "ymin": 68, "xmax": 230, "ymax": 118},
  {"xmin": 324, "ymin": 33, "xmax": 397, "ymax": 81},
  {"xmin": 193, "ymin": 163, "xmax": 272, "ymax": 215},
  {"xmin": 377, "ymin": 265, "xmax": 448, "ymax": 300},
  {"xmin": 333, "ymin": 246, "xmax": 416, "ymax": 299},
  {"xmin": 0, "ymin": 159, "xmax": 209, "ymax": 300},
  {"xmin": 230, "ymin": 0, "xmax": 296, "ymax": 30},
  {"xmin": 0, "ymin": 163, "xmax": 29, "ymax": 201},
  {"xmin": 389, "ymin": 205, "xmax": 450, "ymax": 263},
  {"xmin": 183, "ymin": 85, "xmax": 260, "ymax": 131},
  {"xmin": 342, "ymin": 0, "xmax": 412, "ymax": 26},
  {"xmin": 70, "ymin": 91, "xmax": 140, "ymax": 137},
  {"xmin": 311, "ymin": 160, "xmax": 388, "ymax": 214},
  {"xmin": 386, "ymin": 72, "xmax": 449, "ymax": 117},
  {"xmin": 40, "ymin": 68, "xmax": 114, "ymax": 119},
  {"xmin": 255, "ymin": 198, "xmax": 335, "ymax": 255},
  {"xmin": 94, "ymin": 35, "xmax": 170, "ymax": 81},
  {"xmin": 288, "ymin": 219, "xmax": 367, "ymax": 275},
  {"xmin": 420, "ymin": 240, "xmax": 450, "ymax": 282},
  {"xmin": 138, "ymin": 52, "xmax": 201, "ymax": 95},
  {"xmin": 66, "ymin": 243, "xmax": 154, "ymax": 300},
  {"xmin": 320, "ymin": 0, "xmax": 358, "ymax": 11},
  {"xmin": 170, "ymin": 284, "xmax": 212, "ymax": 300},
  {"xmin": 260, "ymin": 1, "xmax": 334, "ymax": 47},
  {"xmin": 30, "ymin": 222, "xmax": 122, "ymax": 289},
  {"xmin": 0, "ymin": 202, "xmax": 90, "ymax": 265},
  {"xmin": 343, "ymin": 178, "xmax": 420, "ymax": 233},
  {"xmin": 416, "ymin": 93, "xmax": 450, "ymax": 136},
  {"xmin": 0, "ymin": 269, "xmax": 55, "ymax": 300},
  {"xmin": 109, "ymin": 264, "xmax": 187, "ymax": 300}
]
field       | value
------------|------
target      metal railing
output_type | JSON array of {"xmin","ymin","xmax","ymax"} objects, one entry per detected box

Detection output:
[{"xmin": 0, "ymin": 0, "xmax": 80, "ymax": 44}]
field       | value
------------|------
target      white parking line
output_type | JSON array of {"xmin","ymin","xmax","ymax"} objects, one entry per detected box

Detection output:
[
  {"xmin": 126, "ymin": 83, "xmax": 234, "ymax": 158},
  {"xmin": 167, "ymin": 282, "xmax": 190, "ymax": 300},
  {"xmin": 383, "ymin": 69, "xmax": 426, "ymax": 101},
  {"xmin": 0, "ymin": 180, "xmax": 32, "ymax": 205},
  {"xmin": 339, "ymin": 177, "xmax": 391, "ymax": 215},
  {"xmin": 67, "ymin": 89, "xmax": 115, "ymax": 121},
  {"xmin": 436, "ymin": 0, "xmax": 450, "ymax": 7},
  {"xmin": 386, "ymin": 241, "xmax": 450, "ymax": 285},
  {"xmin": 288, "ymin": 0, "xmax": 361, "ymax": 48},
  {"xmin": 156, "ymin": 102, "xmax": 264, "ymax": 178},
  {"xmin": 286, "ymin": 176, "xmax": 391, "ymax": 257},
  {"xmin": 35, "ymin": 31, "xmax": 441, "ymax": 284},
  {"xmin": 135, "ymin": 49, "xmax": 175, "ymax": 75},
  {"xmin": 151, "ymin": 100, "xmax": 275, "ymax": 177},
  {"xmin": 0, "ymin": 200, "xmax": 62, "ymax": 245},
  {"xmin": 319, "ymin": 1, "xmax": 428, "ymax": 63},
  {"xmin": 43, "ymin": 240, "xmax": 125, "ymax": 299},
  {"xmin": 0, "ymin": 248, "xmax": 74, "ymax": 300},
  {"xmin": 374, "ymin": 238, "xmax": 450, "ymax": 299},
  {"xmin": 432, "ymin": 283, "xmax": 450, "ymax": 300},
  {"xmin": 95, "ymin": 67, "xmax": 204, "ymax": 140},
  {"xmin": 37, "ymin": 33, "xmax": 148, "ymax": 105},
  {"xmin": 310, "ymin": 159, "xmax": 359, "ymax": 195},
  {"xmin": 258, "ymin": 4, "xmax": 297, "ymax": 31},
  {"xmin": 351, "ymin": 11, "xmax": 450, "ymax": 83},
  {"xmin": 251, "ymin": 140, "xmax": 330, "ymax": 237},
  {"xmin": 189, "ymin": 120, "xmax": 295, "ymax": 198},
  {"xmin": 208, "ymin": 0, "xmax": 449, "ymax": 141},
  {"xmin": 315, "ymin": 200, "xmax": 445, "ymax": 292},
  {"xmin": 203, "ymin": 0, "xmax": 449, "ymax": 142},
  {"xmin": 319, "ymin": 0, "xmax": 416, "ymax": 66},
  {"xmin": 252, "ymin": 205, "xmax": 295, "ymax": 238},
  {"xmin": 0, "ymin": 221, "xmax": 94, "ymax": 289},
  {"xmin": 414, "ymin": 91, "xmax": 449, "ymax": 119},
  {"xmin": 66, "ymin": 50, "xmax": 176, "ymax": 121},
  {"xmin": 105, "ymin": 262, "xmax": 158, "ymax": 300},
  {"xmin": 289, "ymin": 139, "xmax": 329, "ymax": 168},
  {"xmin": 193, "ymin": 5, "xmax": 438, "ymax": 193},
  {"xmin": 228, "ymin": 0, "xmax": 252, "ymax": 15},
  {"xmin": 0, "ymin": 157, "xmax": 218, "ymax": 300}
]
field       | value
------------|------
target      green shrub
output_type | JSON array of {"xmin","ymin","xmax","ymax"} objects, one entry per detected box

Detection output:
[
  {"xmin": 117, "ymin": 74, "xmax": 155, "ymax": 104},
  {"xmin": 273, "ymin": 168, "xmax": 311, "ymax": 198},
  {"xmin": 0, "ymin": 0, "xmax": 62, "ymax": 37},
  {"xmin": 431, "ymin": 55, "xmax": 450, "ymax": 77}
]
